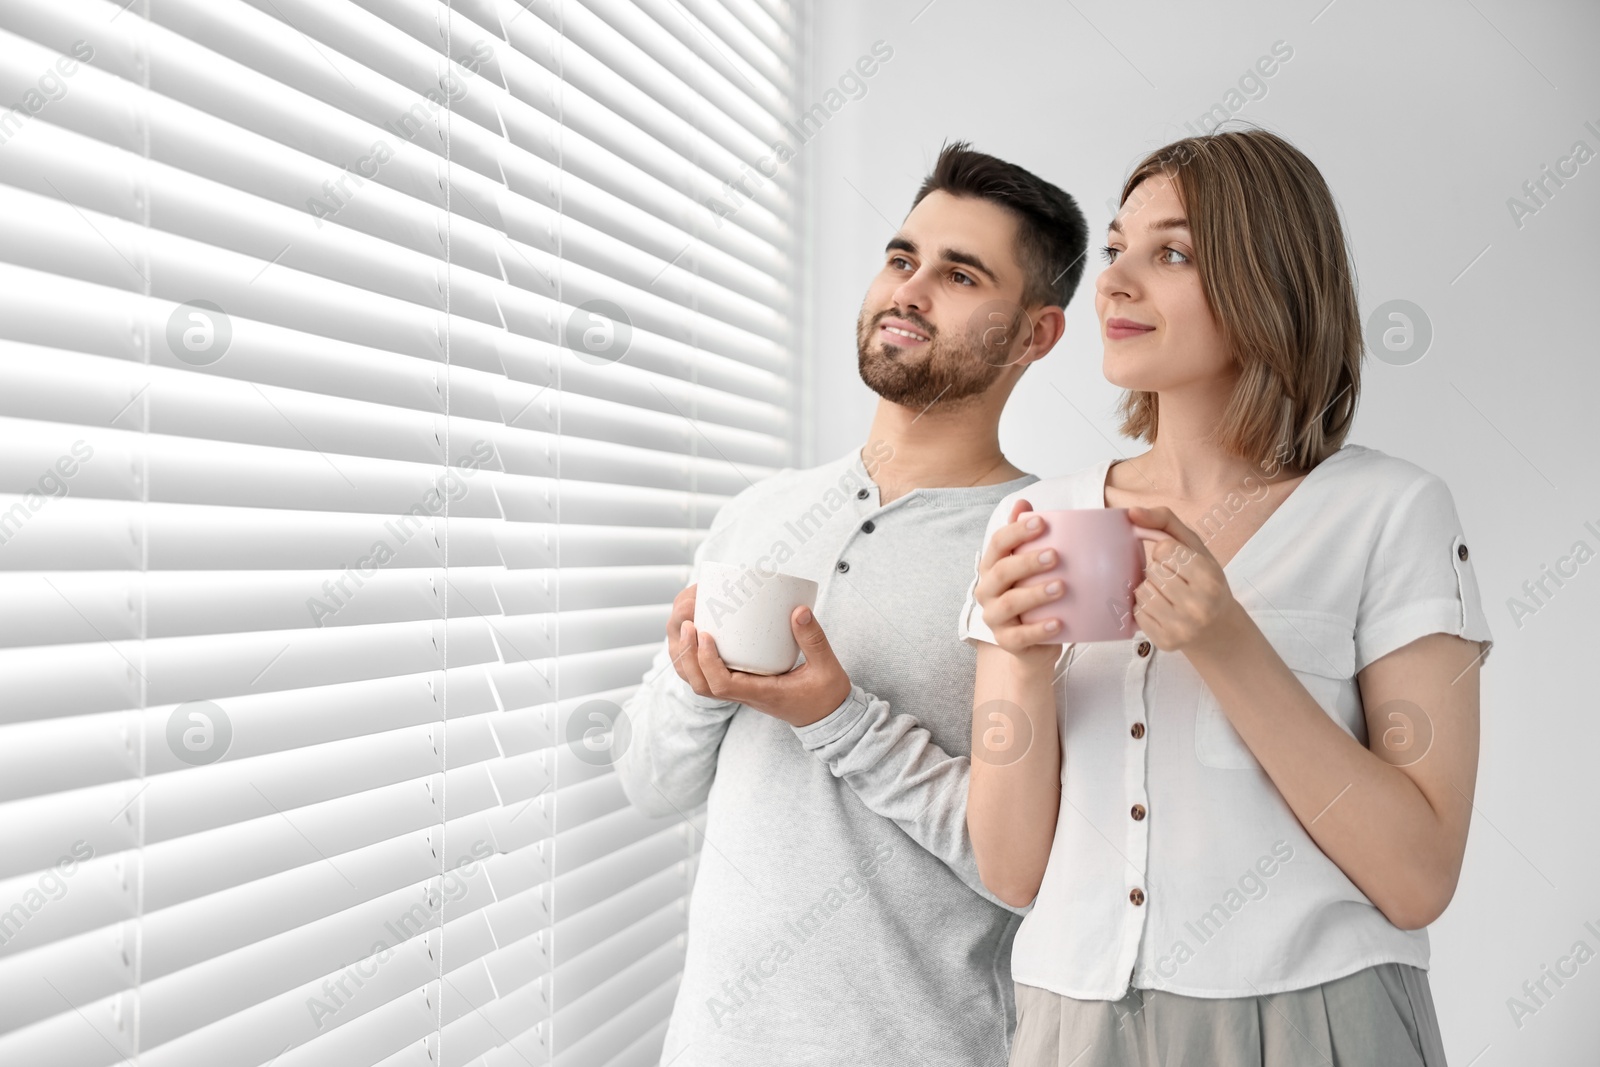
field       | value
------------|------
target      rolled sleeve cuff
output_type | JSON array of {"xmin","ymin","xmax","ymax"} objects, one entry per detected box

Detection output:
[
  {"xmin": 957, "ymin": 565, "xmax": 997, "ymax": 647},
  {"xmin": 1356, "ymin": 598, "xmax": 1494, "ymax": 674},
  {"xmin": 793, "ymin": 685, "xmax": 872, "ymax": 751}
]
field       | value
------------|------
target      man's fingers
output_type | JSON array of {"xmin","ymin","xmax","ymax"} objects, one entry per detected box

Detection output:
[
  {"xmin": 790, "ymin": 606, "xmax": 838, "ymax": 666},
  {"xmin": 669, "ymin": 583, "xmax": 698, "ymax": 628},
  {"xmin": 697, "ymin": 630, "xmax": 733, "ymax": 685},
  {"xmin": 699, "ymin": 632, "xmax": 781, "ymax": 705},
  {"xmin": 676, "ymin": 621, "xmax": 713, "ymax": 692}
]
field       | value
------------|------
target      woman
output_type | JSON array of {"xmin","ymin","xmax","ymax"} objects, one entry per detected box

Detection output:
[{"xmin": 963, "ymin": 129, "xmax": 1491, "ymax": 1066}]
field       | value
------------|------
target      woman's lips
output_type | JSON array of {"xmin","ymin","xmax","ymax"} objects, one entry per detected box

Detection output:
[{"xmin": 1105, "ymin": 318, "xmax": 1155, "ymax": 341}]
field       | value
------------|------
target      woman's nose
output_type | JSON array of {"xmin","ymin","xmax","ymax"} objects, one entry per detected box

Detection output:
[{"xmin": 1097, "ymin": 262, "xmax": 1133, "ymax": 300}]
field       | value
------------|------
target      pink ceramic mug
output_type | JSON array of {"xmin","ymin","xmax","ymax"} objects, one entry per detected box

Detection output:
[{"xmin": 1014, "ymin": 508, "xmax": 1146, "ymax": 643}]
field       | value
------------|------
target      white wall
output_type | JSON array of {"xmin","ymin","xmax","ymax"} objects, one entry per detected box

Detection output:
[{"xmin": 801, "ymin": 0, "xmax": 1600, "ymax": 1061}]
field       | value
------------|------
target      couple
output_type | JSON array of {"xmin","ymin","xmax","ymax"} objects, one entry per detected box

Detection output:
[{"xmin": 618, "ymin": 130, "xmax": 1492, "ymax": 1067}]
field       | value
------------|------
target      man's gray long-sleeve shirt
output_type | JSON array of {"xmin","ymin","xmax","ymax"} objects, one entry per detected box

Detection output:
[{"xmin": 616, "ymin": 448, "xmax": 1038, "ymax": 1066}]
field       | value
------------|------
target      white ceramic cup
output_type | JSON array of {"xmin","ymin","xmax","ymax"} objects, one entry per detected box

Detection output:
[{"xmin": 692, "ymin": 560, "xmax": 819, "ymax": 675}]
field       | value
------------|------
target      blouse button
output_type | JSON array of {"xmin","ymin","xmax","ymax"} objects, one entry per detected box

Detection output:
[
  {"xmin": 1136, "ymin": 640, "xmax": 1152, "ymax": 658},
  {"xmin": 836, "ymin": 560, "xmax": 850, "ymax": 573},
  {"xmin": 1130, "ymin": 722, "xmax": 1145, "ymax": 739},
  {"xmin": 1131, "ymin": 803, "xmax": 1146, "ymax": 821},
  {"xmin": 1129, "ymin": 888, "xmax": 1146, "ymax": 906},
  {"xmin": 1458, "ymin": 543, "xmax": 1469, "ymax": 561},
  {"xmin": 861, "ymin": 520, "xmax": 876, "ymax": 534},
  {"xmin": 856, "ymin": 487, "xmax": 870, "ymax": 500}
]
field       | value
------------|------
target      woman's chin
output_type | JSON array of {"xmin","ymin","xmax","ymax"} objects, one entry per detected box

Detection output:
[{"xmin": 1101, "ymin": 355, "xmax": 1156, "ymax": 392}]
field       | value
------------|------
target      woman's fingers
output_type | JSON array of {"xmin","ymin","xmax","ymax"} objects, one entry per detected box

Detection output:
[
  {"xmin": 979, "ymin": 509, "xmax": 1048, "ymax": 571},
  {"xmin": 1143, "ymin": 535, "xmax": 1196, "ymax": 588},
  {"xmin": 999, "ymin": 619, "xmax": 1063, "ymax": 650},
  {"xmin": 980, "ymin": 546, "xmax": 1057, "ymax": 597},
  {"xmin": 1127, "ymin": 505, "xmax": 1211, "ymax": 559},
  {"xmin": 974, "ymin": 500, "xmax": 1070, "ymax": 650},
  {"xmin": 988, "ymin": 579, "xmax": 1064, "ymax": 623}
]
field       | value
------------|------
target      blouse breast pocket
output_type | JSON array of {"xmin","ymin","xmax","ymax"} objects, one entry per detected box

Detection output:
[{"xmin": 1193, "ymin": 611, "xmax": 1357, "ymax": 770}]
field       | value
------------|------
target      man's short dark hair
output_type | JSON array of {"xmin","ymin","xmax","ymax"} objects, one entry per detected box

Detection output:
[{"xmin": 911, "ymin": 142, "xmax": 1089, "ymax": 310}]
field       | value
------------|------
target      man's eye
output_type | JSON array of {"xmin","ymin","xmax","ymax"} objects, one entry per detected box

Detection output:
[
  {"xmin": 891, "ymin": 256, "xmax": 912, "ymax": 270},
  {"xmin": 952, "ymin": 271, "xmax": 974, "ymax": 286}
]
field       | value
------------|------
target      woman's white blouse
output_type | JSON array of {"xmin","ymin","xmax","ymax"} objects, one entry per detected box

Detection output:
[{"xmin": 958, "ymin": 445, "xmax": 1493, "ymax": 1000}]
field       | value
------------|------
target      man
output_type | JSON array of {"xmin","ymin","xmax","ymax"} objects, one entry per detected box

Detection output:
[{"xmin": 616, "ymin": 143, "xmax": 1089, "ymax": 1065}]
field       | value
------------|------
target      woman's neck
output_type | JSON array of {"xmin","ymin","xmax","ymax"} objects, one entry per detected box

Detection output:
[{"xmin": 1119, "ymin": 388, "xmax": 1300, "ymax": 500}]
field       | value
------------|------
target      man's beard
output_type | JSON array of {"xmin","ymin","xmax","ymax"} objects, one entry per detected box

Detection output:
[{"xmin": 855, "ymin": 307, "xmax": 1016, "ymax": 410}]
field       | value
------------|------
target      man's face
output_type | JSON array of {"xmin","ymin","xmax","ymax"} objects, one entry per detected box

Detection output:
[{"xmin": 856, "ymin": 191, "xmax": 1035, "ymax": 410}]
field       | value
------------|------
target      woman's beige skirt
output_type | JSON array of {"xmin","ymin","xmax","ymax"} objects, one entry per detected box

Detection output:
[{"xmin": 1010, "ymin": 963, "xmax": 1448, "ymax": 1067}]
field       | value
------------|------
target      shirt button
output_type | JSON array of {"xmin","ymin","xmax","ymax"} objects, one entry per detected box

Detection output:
[
  {"xmin": 1131, "ymin": 804, "xmax": 1146, "ymax": 821},
  {"xmin": 836, "ymin": 560, "xmax": 850, "ymax": 573},
  {"xmin": 1136, "ymin": 640, "xmax": 1152, "ymax": 658},
  {"xmin": 1130, "ymin": 722, "xmax": 1145, "ymax": 739},
  {"xmin": 1458, "ymin": 543, "xmax": 1469, "ymax": 561},
  {"xmin": 1129, "ymin": 888, "xmax": 1145, "ymax": 906},
  {"xmin": 861, "ymin": 520, "xmax": 876, "ymax": 534},
  {"xmin": 856, "ymin": 488, "xmax": 870, "ymax": 500}
]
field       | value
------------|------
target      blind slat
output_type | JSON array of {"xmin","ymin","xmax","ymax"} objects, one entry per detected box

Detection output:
[{"xmin": 0, "ymin": 0, "xmax": 798, "ymax": 1057}]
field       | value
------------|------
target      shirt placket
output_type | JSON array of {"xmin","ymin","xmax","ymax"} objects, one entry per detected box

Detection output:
[
  {"xmin": 822, "ymin": 481, "xmax": 892, "ymax": 605},
  {"xmin": 1116, "ymin": 632, "xmax": 1156, "ymax": 991}
]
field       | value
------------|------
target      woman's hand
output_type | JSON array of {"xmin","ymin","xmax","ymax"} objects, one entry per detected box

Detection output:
[
  {"xmin": 1128, "ymin": 505, "xmax": 1248, "ymax": 654},
  {"xmin": 975, "ymin": 499, "xmax": 1066, "ymax": 659}
]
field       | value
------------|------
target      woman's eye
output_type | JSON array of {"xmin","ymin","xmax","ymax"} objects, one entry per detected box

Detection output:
[
  {"xmin": 1100, "ymin": 245, "xmax": 1120, "ymax": 263},
  {"xmin": 1163, "ymin": 247, "xmax": 1190, "ymax": 264}
]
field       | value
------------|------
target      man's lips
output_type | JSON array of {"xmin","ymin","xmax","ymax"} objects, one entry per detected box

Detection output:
[
  {"xmin": 1105, "ymin": 317, "xmax": 1155, "ymax": 341},
  {"xmin": 879, "ymin": 318, "xmax": 931, "ymax": 345}
]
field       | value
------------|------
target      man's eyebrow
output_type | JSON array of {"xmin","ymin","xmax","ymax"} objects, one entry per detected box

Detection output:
[
  {"xmin": 941, "ymin": 248, "xmax": 998, "ymax": 283},
  {"xmin": 1107, "ymin": 215, "xmax": 1190, "ymax": 235},
  {"xmin": 883, "ymin": 237, "xmax": 999, "ymax": 283}
]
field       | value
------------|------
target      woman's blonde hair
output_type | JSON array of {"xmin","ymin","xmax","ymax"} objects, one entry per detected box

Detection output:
[{"xmin": 1115, "ymin": 127, "xmax": 1361, "ymax": 471}]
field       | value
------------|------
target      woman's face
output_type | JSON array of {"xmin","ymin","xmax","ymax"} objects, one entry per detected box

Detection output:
[{"xmin": 1095, "ymin": 175, "xmax": 1234, "ymax": 394}]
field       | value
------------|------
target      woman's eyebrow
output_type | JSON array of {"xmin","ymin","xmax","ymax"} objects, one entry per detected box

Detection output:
[{"xmin": 1108, "ymin": 215, "xmax": 1191, "ymax": 235}]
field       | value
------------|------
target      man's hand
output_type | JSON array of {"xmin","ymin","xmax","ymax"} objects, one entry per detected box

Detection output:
[
  {"xmin": 665, "ymin": 583, "xmax": 706, "ymax": 689},
  {"xmin": 678, "ymin": 606, "xmax": 853, "ymax": 727}
]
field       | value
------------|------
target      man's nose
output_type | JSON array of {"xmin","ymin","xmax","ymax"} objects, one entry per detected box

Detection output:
[{"xmin": 892, "ymin": 268, "xmax": 933, "ymax": 312}]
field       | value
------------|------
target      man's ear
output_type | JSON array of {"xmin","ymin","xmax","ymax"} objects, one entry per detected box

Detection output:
[{"xmin": 1017, "ymin": 305, "xmax": 1067, "ymax": 366}]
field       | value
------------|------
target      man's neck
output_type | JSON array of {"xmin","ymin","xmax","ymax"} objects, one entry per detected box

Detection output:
[{"xmin": 859, "ymin": 398, "xmax": 1025, "ymax": 505}]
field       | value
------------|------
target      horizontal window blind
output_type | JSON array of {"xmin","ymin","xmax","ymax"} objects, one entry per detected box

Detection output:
[{"xmin": 0, "ymin": 0, "xmax": 801, "ymax": 1064}]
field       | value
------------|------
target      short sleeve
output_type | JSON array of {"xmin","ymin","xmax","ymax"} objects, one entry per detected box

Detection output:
[
  {"xmin": 1355, "ymin": 472, "xmax": 1493, "ymax": 672},
  {"xmin": 955, "ymin": 494, "xmax": 1016, "ymax": 647}
]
